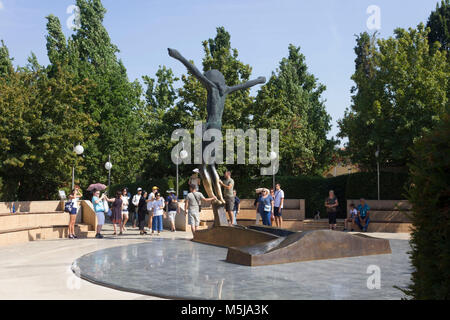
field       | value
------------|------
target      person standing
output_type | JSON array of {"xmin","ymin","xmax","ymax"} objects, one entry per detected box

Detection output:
[
  {"xmin": 92, "ymin": 189, "xmax": 107, "ymax": 239},
  {"xmin": 189, "ymin": 169, "xmax": 202, "ymax": 192},
  {"xmin": 166, "ymin": 189, "xmax": 178, "ymax": 232},
  {"xmin": 325, "ymin": 190, "xmax": 339, "ymax": 230},
  {"xmin": 257, "ymin": 189, "xmax": 274, "ymax": 226},
  {"xmin": 110, "ymin": 191, "xmax": 123, "ymax": 236},
  {"xmin": 137, "ymin": 191, "xmax": 148, "ymax": 236},
  {"xmin": 121, "ymin": 188, "xmax": 129, "ymax": 233},
  {"xmin": 151, "ymin": 192, "xmax": 165, "ymax": 236},
  {"xmin": 131, "ymin": 188, "xmax": 143, "ymax": 229},
  {"xmin": 254, "ymin": 188, "xmax": 264, "ymax": 225},
  {"xmin": 184, "ymin": 184, "xmax": 216, "ymax": 234},
  {"xmin": 147, "ymin": 186, "xmax": 159, "ymax": 232},
  {"xmin": 68, "ymin": 186, "xmax": 82, "ymax": 239},
  {"xmin": 232, "ymin": 190, "xmax": 240, "ymax": 225},
  {"xmin": 274, "ymin": 183, "xmax": 285, "ymax": 229},
  {"xmin": 219, "ymin": 170, "xmax": 235, "ymax": 226}
]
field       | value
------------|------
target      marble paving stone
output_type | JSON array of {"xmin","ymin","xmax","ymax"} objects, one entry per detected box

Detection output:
[{"xmin": 73, "ymin": 238, "xmax": 412, "ymax": 300}]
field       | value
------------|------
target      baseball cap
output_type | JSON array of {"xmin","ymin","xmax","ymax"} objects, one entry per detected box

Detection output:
[
  {"xmin": 152, "ymin": 186, "xmax": 159, "ymax": 190},
  {"xmin": 193, "ymin": 169, "xmax": 199, "ymax": 173},
  {"xmin": 137, "ymin": 187, "xmax": 142, "ymax": 191}
]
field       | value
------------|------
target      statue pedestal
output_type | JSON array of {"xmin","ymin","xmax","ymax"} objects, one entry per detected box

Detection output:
[
  {"xmin": 212, "ymin": 203, "xmax": 228, "ymax": 227},
  {"xmin": 192, "ymin": 223, "xmax": 392, "ymax": 267}
]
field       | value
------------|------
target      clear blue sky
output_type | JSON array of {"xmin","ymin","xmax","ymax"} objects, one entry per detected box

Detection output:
[{"xmin": 0, "ymin": 0, "xmax": 438, "ymax": 142}]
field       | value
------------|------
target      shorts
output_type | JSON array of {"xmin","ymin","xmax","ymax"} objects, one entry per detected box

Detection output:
[
  {"xmin": 225, "ymin": 196, "xmax": 235, "ymax": 212},
  {"xmin": 188, "ymin": 211, "xmax": 200, "ymax": 227},
  {"xmin": 70, "ymin": 207, "xmax": 77, "ymax": 215},
  {"xmin": 328, "ymin": 212, "xmax": 337, "ymax": 225},
  {"xmin": 147, "ymin": 210, "xmax": 153, "ymax": 217},
  {"xmin": 168, "ymin": 211, "xmax": 177, "ymax": 222},
  {"xmin": 274, "ymin": 207, "xmax": 283, "ymax": 217},
  {"xmin": 122, "ymin": 210, "xmax": 129, "ymax": 217},
  {"xmin": 96, "ymin": 211, "xmax": 105, "ymax": 226}
]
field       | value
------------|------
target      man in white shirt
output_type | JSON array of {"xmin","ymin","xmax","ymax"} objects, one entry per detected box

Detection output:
[
  {"xmin": 274, "ymin": 183, "xmax": 285, "ymax": 228},
  {"xmin": 131, "ymin": 188, "xmax": 142, "ymax": 228}
]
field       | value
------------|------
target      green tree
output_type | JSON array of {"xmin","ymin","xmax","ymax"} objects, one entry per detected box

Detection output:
[
  {"xmin": 253, "ymin": 44, "xmax": 335, "ymax": 175},
  {"xmin": 177, "ymin": 27, "xmax": 254, "ymax": 130},
  {"xmin": 175, "ymin": 27, "xmax": 257, "ymax": 177},
  {"xmin": 338, "ymin": 25, "xmax": 449, "ymax": 170},
  {"xmin": 0, "ymin": 40, "xmax": 13, "ymax": 76},
  {"xmin": 427, "ymin": 0, "xmax": 450, "ymax": 55},
  {"xmin": 44, "ymin": 0, "xmax": 147, "ymax": 190},
  {"xmin": 405, "ymin": 113, "xmax": 450, "ymax": 299},
  {"xmin": 141, "ymin": 66, "xmax": 180, "ymax": 178},
  {"xmin": 0, "ymin": 57, "xmax": 94, "ymax": 200}
]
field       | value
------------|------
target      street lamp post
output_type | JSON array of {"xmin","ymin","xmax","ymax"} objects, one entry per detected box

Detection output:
[
  {"xmin": 105, "ymin": 155, "xmax": 112, "ymax": 195},
  {"xmin": 72, "ymin": 144, "xmax": 84, "ymax": 190},
  {"xmin": 375, "ymin": 146, "xmax": 380, "ymax": 201},
  {"xmin": 270, "ymin": 150, "xmax": 278, "ymax": 191},
  {"xmin": 177, "ymin": 142, "xmax": 188, "ymax": 199}
]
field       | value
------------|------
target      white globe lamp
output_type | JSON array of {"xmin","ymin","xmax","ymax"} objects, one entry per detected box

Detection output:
[
  {"xmin": 270, "ymin": 151, "xmax": 278, "ymax": 161},
  {"xmin": 74, "ymin": 144, "xmax": 84, "ymax": 155},
  {"xmin": 105, "ymin": 162, "xmax": 112, "ymax": 171},
  {"xmin": 180, "ymin": 150, "xmax": 188, "ymax": 160}
]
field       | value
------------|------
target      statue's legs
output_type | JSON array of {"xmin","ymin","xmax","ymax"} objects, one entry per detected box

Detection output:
[
  {"xmin": 200, "ymin": 122, "xmax": 225, "ymax": 206},
  {"xmin": 208, "ymin": 164, "xmax": 225, "ymax": 204},
  {"xmin": 199, "ymin": 164, "xmax": 225, "ymax": 206},
  {"xmin": 199, "ymin": 163, "xmax": 215, "ymax": 199}
]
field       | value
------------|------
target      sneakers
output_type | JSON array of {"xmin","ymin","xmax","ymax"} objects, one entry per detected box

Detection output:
[
  {"xmin": 343, "ymin": 228, "xmax": 347, "ymax": 232},
  {"xmin": 69, "ymin": 234, "xmax": 74, "ymax": 239},
  {"xmin": 95, "ymin": 233, "xmax": 104, "ymax": 239}
]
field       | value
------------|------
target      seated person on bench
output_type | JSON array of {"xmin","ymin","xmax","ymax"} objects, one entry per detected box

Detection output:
[
  {"xmin": 343, "ymin": 203, "xmax": 357, "ymax": 232},
  {"xmin": 355, "ymin": 199, "xmax": 371, "ymax": 232}
]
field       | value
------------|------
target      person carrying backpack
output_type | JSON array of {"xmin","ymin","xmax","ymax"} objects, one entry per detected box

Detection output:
[{"xmin": 184, "ymin": 184, "xmax": 216, "ymax": 234}]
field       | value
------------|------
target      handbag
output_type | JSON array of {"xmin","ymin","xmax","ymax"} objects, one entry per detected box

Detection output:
[
  {"xmin": 103, "ymin": 199, "xmax": 109, "ymax": 213},
  {"xmin": 64, "ymin": 201, "xmax": 74, "ymax": 213},
  {"xmin": 264, "ymin": 204, "xmax": 272, "ymax": 212}
]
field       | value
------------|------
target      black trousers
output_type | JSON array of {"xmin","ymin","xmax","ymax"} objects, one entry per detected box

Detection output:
[{"xmin": 138, "ymin": 210, "xmax": 147, "ymax": 231}]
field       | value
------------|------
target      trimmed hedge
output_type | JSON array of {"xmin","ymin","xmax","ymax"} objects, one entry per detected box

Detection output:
[
  {"xmin": 404, "ymin": 115, "xmax": 450, "ymax": 300},
  {"xmin": 113, "ymin": 171, "xmax": 408, "ymax": 219},
  {"xmin": 346, "ymin": 171, "xmax": 409, "ymax": 201}
]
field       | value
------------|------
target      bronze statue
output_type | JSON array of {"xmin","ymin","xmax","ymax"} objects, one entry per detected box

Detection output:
[{"xmin": 168, "ymin": 48, "xmax": 266, "ymax": 207}]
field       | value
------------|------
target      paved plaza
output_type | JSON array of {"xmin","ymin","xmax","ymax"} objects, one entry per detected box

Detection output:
[{"xmin": 0, "ymin": 224, "xmax": 411, "ymax": 300}]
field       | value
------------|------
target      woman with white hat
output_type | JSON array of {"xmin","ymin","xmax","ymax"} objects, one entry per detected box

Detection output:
[{"xmin": 189, "ymin": 169, "xmax": 201, "ymax": 192}]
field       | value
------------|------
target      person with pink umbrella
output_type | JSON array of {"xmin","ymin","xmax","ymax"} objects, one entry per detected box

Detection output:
[{"xmin": 91, "ymin": 189, "xmax": 107, "ymax": 238}]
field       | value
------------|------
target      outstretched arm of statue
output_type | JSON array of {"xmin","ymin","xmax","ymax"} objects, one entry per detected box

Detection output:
[
  {"xmin": 168, "ymin": 48, "xmax": 216, "ymax": 89},
  {"xmin": 226, "ymin": 76, "xmax": 266, "ymax": 94}
]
